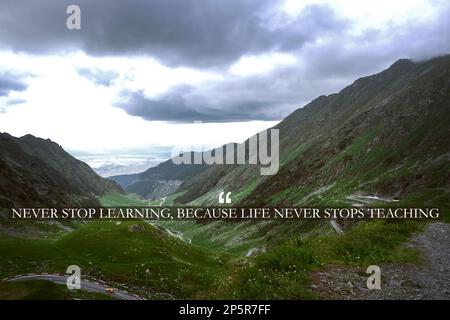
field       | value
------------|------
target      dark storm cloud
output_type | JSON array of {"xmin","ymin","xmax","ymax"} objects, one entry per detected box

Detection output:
[
  {"xmin": 116, "ymin": 66, "xmax": 330, "ymax": 123},
  {"xmin": 0, "ymin": 0, "xmax": 347, "ymax": 67},
  {"xmin": 0, "ymin": 73, "xmax": 27, "ymax": 96},
  {"xmin": 117, "ymin": 87, "xmax": 282, "ymax": 123},
  {"xmin": 116, "ymin": 2, "xmax": 450, "ymax": 124}
]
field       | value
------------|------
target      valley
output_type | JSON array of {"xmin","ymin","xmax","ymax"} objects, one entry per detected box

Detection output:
[{"xmin": 0, "ymin": 55, "xmax": 449, "ymax": 300}]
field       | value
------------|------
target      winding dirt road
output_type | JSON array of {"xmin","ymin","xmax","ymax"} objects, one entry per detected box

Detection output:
[
  {"xmin": 309, "ymin": 222, "xmax": 450, "ymax": 300},
  {"xmin": 5, "ymin": 274, "xmax": 144, "ymax": 300}
]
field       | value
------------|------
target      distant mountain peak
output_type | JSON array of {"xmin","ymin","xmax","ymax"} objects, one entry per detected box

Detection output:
[
  {"xmin": 392, "ymin": 58, "xmax": 414, "ymax": 65},
  {"xmin": 385, "ymin": 58, "xmax": 416, "ymax": 75}
]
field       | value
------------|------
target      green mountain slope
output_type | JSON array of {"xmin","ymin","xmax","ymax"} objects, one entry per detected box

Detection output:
[
  {"xmin": 170, "ymin": 56, "xmax": 450, "ymax": 210},
  {"xmin": 0, "ymin": 219, "xmax": 228, "ymax": 299}
]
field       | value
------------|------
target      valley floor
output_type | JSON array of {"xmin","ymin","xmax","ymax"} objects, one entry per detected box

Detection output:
[{"xmin": 309, "ymin": 222, "xmax": 450, "ymax": 300}]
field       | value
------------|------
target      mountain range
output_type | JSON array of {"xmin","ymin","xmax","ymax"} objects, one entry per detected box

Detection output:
[
  {"xmin": 110, "ymin": 55, "xmax": 450, "ymax": 209},
  {"xmin": 109, "ymin": 156, "xmax": 207, "ymax": 200}
]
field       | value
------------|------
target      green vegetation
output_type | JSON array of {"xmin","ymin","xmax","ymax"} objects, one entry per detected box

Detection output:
[
  {"xmin": 209, "ymin": 220, "xmax": 423, "ymax": 299},
  {"xmin": 280, "ymin": 142, "xmax": 311, "ymax": 168},
  {"xmin": 0, "ymin": 220, "xmax": 228, "ymax": 299},
  {"xmin": 159, "ymin": 220, "xmax": 264, "ymax": 255},
  {"xmin": 233, "ymin": 176, "xmax": 261, "ymax": 203},
  {"xmin": 163, "ymin": 191, "xmax": 187, "ymax": 205},
  {"xmin": 322, "ymin": 127, "xmax": 379, "ymax": 171},
  {"xmin": 98, "ymin": 192, "xmax": 147, "ymax": 206}
]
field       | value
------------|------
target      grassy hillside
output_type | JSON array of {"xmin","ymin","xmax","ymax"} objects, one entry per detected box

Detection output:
[
  {"xmin": 206, "ymin": 220, "xmax": 423, "ymax": 299},
  {"xmin": 0, "ymin": 219, "xmax": 228, "ymax": 299}
]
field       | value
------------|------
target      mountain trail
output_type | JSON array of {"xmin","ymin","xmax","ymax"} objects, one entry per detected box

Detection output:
[{"xmin": 309, "ymin": 222, "xmax": 450, "ymax": 300}]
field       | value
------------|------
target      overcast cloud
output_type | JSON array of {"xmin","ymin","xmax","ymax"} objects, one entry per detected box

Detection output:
[
  {"xmin": 0, "ymin": 0, "xmax": 347, "ymax": 67},
  {"xmin": 0, "ymin": 0, "xmax": 449, "ymax": 150}
]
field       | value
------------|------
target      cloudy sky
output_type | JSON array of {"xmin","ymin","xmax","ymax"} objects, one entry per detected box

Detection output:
[{"xmin": 0, "ymin": 0, "xmax": 449, "ymax": 153}]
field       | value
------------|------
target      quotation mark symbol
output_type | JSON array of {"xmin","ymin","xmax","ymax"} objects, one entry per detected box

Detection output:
[
  {"xmin": 219, "ymin": 192, "xmax": 232, "ymax": 204},
  {"xmin": 366, "ymin": 265, "xmax": 381, "ymax": 290},
  {"xmin": 66, "ymin": 265, "xmax": 81, "ymax": 290}
]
